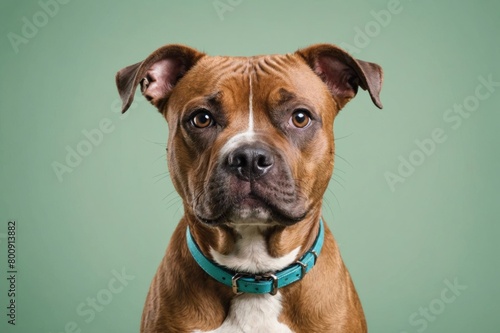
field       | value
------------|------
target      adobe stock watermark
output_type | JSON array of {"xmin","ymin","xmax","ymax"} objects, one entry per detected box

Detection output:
[
  {"xmin": 7, "ymin": 0, "xmax": 73, "ymax": 54},
  {"xmin": 385, "ymin": 74, "xmax": 499, "ymax": 192},
  {"xmin": 49, "ymin": 267, "xmax": 135, "ymax": 333},
  {"xmin": 340, "ymin": 0, "xmax": 411, "ymax": 55},
  {"xmin": 51, "ymin": 98, "xmax": 139, "ymax": 183},
  {"xmin": 399, "ymin": 277, "xmax": 467, "ymax": 333},
  {"xmin": 213, "ymin": 0, "xmax": 243, "ymax": 21}
]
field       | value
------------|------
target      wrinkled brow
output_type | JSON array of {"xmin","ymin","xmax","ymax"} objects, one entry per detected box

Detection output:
[{"xmin": 276, "ymin": 88, "xmax": 297, "ymax": 105}]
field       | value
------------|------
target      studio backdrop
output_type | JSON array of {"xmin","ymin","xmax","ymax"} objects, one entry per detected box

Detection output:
[{"xmin": 0, "ymin": 0, "xmax": 499, "ymax": 332}]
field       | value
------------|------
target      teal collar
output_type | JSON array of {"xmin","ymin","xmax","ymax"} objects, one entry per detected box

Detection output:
[{"xmin": 186, "ymin": 219, "xmax": 324, "ymax": 295}]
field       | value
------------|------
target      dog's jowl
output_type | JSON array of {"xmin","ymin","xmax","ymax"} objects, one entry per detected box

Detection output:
[{"xmin": 115, "ymin": 43, "xmax": 383, "ymax": 333}]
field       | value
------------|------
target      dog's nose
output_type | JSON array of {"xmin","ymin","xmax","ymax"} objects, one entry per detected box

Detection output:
[{"xmin": 227, "ymin": 145, "xmax": 274, "ymax": 180}]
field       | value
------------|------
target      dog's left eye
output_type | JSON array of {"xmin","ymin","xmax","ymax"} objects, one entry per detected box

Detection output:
[
  {"xmin": 190, "ymin": 110, "xmax": 215, "ymax": 128},
  {"xmin": 290, "ymin": 109, "xmax": 312, "ymax": 128}
]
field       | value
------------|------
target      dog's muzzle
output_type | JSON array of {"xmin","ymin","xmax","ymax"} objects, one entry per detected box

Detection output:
[{"xmin": 193, "ymin": 142, "xmax": 307, "ymax": 226}]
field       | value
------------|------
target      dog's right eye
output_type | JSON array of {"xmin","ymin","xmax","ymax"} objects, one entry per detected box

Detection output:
[{"xmin": 190, "ymin": 110, "xmax": 215, "ymax": 128}]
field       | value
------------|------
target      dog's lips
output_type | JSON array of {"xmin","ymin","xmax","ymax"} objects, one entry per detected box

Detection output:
[
  {"xmin": 229, "ymin": 194, "xmax": 272, "ymax": 220},
  {"xmin": 228, "ymin": 192, "xmax": 307, "ymax": 225},
  {"xmin": 238, "ymin": 193, "xmax": 267, "ymax": 208},
  {"xmin": 196, "ymin": 173, "xmax": 308, "ymax": 225},
  {"xmin": 196, "ymin": 191, "xmax": 307, "ymax": 226}
]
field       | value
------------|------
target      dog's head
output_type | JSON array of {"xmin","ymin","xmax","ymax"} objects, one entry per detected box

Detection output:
[{"xmin": 116, "ymin": 44, "xmax": 382, "ymax": 227}]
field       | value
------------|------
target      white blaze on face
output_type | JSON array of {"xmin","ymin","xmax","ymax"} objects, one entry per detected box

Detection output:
[
  {"xmin": 248, "ymin": 74, "xmax": 254, "ymax": 133},
  {"xmin": 220, "ymin": 72, "xmax": 256, "ymax": 156}
]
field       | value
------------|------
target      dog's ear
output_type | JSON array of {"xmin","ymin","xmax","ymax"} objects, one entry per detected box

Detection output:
[
  {"xmin": 115, "ymin": 44, "xmax": 205, "ymax": 113},
  {"xmin": 296, "ymin": 44, "xmax": 383, "ymax": 110}
]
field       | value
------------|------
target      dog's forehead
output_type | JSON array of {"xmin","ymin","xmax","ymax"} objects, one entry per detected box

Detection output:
[{"xmin": 178, "ymin": 53, "xmax": 328, "ymax": 105}]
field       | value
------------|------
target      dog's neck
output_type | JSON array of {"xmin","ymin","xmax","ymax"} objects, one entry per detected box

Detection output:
[
  {"xmin": 186, "ymin": 210, "xmax": 322, "ymax": 274},
  {"xmin": 210, "ymin": 224, "xmax": 302, "ymax": 274}
]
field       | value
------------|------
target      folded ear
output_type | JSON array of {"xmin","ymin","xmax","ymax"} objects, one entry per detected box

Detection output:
[
  {"xmin": 115, "ymin": 44, "xmax": 205, "ymax": 113},
  {"xmin": 296, "ymin": 44, "xmax": 383, "ymax": 110}
]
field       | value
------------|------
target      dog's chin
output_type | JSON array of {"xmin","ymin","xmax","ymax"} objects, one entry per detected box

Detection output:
[
  {"xmin": 227, "ymin": 199, "xmax": 273, "ymax": 225},
  {"xmin": 196, "ymin": 197, "xmax": 307, "ymax": 227}
]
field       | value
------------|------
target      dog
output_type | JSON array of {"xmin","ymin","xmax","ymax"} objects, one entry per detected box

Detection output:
[{"xmin": 115, "ymin": 43, "xmax": 383, "ymax": 333}]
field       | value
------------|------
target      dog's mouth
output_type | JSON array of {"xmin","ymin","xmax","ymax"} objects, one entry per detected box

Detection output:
[
  {"xmin": 237, "ymin": 193, "xmax": 269, "ymax": 209},
  {"xmin": 196, "ymin": 191, "xmax": 307, "ymax": 226},
  {"xmin": 230, "ymin": 193, "xmax": 275, "ymax": 221}
]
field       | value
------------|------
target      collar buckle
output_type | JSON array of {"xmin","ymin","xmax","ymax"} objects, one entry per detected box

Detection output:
[
  {"xmin": 296, "ymin": 260, "xmax": 307, "ymax": 277},
  {"xmin": 231, "ymin": 273, "xmax": 248, "ymax": 295},
  {"xmin": 232, "ymin": 272, "xmax": 279, "ymax": 296},
  {"xmin": 260, "ymin": 273, "xmax": 278, "ymax": 296},
  {"xmin": 310, "ymin": 250, "xmax": 318, "ymax": 265}
]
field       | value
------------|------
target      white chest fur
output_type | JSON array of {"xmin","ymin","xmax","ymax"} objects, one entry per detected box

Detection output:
[
  {"xmin": 194, "ymin": 225, "xmax": 299, "ymax": 333},
  {"xmin": 194, "ymin": 293, "xmax": 293, "ymax": 333}
]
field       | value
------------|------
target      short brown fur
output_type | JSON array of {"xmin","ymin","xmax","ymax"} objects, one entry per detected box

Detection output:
[{"xmin": 115, "ymin": 43, "xmax": 383, "ymax": 333}]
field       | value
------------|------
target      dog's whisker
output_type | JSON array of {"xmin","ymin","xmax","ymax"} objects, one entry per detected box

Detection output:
[
  {"xmin": 154, "ymin": 176, "xmax": 171, "ymax": 184},
  {"xmin": 331, "ymin": 177, "xmax": 346, "ymax": 190},
  {"xmin": 166, "ymin": 198, "xmax": 183, "ymax": 211},
  {"xmin": 325, "ymin": 187, "xmax": 341, "ymax": 211},
  {"xmin": 162, "ymin": 191, "xmax": 179, "ymax": 201},
  {"xmin": 332, "ymin": 172, "xmax": 346, "ymax": 183},
  {"xmin": 322, "ymin": 197, "xmax": 336, "ymax": 218},
  {"xmin": 333, "ymin": 133, "xmax": 353, "ymax": 141},
  {"xmin": 152, "ymin": 171, "xmax": 170, "ymax": 178},
  {"xmin": 143, "ymin": 138, "xmax": 167, "ymax": 147},
  {"xmin": 173, "ymin": 201, "xmax": 184, "ymax": 216},
  {"xmin": 334, "ymin": 153, "xmax": 353, "ymax": 168},
  {"xmin": 333, "ymin": 167, "xmax": 346, "ymax": 174},
  {"xmin": 153, "ymin": 153, "xmax": 167, "ymax": 163}
]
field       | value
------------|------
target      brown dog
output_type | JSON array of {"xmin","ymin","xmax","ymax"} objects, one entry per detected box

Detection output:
[{"xmin": 116, "ymin": 43, "xmax": 382, "ymax": 333}]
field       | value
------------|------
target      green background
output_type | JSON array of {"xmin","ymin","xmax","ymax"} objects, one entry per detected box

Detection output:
[{"xmin": 1, "ymin": 0, "xmax": 499, "ymax": 332}]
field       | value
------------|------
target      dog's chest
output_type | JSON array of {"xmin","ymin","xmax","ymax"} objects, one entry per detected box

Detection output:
[
  {"xmin": 194, "ymin": 293, "xmax": 293, "ymax": 333},
  {"xmin": 194, "ymin": 226, "xmax": 298, "ymax": 333}
]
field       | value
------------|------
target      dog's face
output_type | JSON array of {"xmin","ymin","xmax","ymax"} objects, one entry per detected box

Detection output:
[
  {"xmin": 165, "ymin": 55, "xmax": 338, "ymax": 226},
  {"xmin": 116, "ymin": 44, "xmax": 382, "ymax": 226}
]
